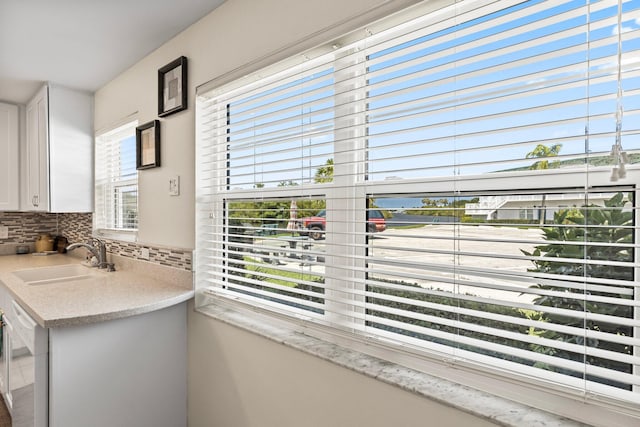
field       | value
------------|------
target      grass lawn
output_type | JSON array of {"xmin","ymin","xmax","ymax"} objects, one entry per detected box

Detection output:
[{"xmin": 244, "ymin": 256, "xmax": 323, "ymax": 287}]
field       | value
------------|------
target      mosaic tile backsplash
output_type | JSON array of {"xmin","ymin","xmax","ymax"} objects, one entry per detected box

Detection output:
[
  {"xmin": 0, "ymin": 212, "xmax": 59, "ymax": 244},
  {"xmin": 106, "ymin": 240, "xmax": 192, "ymax": 270},
  {"xmin": 0, "ymin": 212, "xmax": 192, "ymax": 271}
]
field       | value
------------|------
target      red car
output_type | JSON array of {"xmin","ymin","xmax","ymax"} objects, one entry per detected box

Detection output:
[{"xmin": 298, "ymin": 209, "xmax": 386, "ymax": 240}]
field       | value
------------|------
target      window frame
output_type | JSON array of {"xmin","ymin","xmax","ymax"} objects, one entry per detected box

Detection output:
[
  {"xmin": 94, "ymin": 118, "xmax": 139, "ymax": 242},
  {"xmin": 195, "ymin": 0, "xmax": 640, "ymax": 421}
]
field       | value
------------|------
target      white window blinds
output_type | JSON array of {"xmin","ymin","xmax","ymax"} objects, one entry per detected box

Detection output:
[
  {"xmin": 196, "ymin": 0, "xmax": 640, "ymax": 406},
  {"xmin": 95, "ymin": 120, "xmax": 138, "ymax": 233}
]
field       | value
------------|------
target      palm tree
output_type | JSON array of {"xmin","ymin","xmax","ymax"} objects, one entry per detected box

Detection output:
[
  {"xmin": 314, "ymin": 159, "xmax": 333, "ymax": 183},
  {"xmin": 526, "ymin": 143, "xmax": 562, "ymax": 169},
  {"xmin": 526, "ymin": 144, "xmax": 562, "ymax": 224}
]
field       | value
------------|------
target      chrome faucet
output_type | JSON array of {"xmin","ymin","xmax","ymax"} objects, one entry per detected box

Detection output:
[{"xmin": 65, "ymin": 239, "xmax": 115, "ymax": 271}]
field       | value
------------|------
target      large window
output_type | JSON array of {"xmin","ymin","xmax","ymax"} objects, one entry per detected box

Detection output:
[
  {"xmin": 95, "ymin": 120, "xmax": 138, "ymax": 237},
  {"xmin": 196, "ymin": 0, "xmax": 640, "ymax": 412}
]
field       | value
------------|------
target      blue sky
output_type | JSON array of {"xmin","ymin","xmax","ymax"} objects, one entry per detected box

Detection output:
[{"xmin": 224, "ymin": 0, "xmax": 640, "ymax": 187}]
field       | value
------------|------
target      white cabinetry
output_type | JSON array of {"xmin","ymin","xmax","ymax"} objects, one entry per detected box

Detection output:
[
  {"xmin": 49, "ymin": 302, "xmax": 187, "ymax": 427},
  {"xmin": 25, "ymin": 86, "xmax": 48, "ymax": 211},
  {"xmin": 0, "ymin": 285, "xmax": 8, "ymax": 396},
  {"xmin": 0, "ymin": 287, "xmax": 48, "ymax": 427},
  {"xmin": 0, "ymin": 102, "xmax": 19, "ymax": 210},
  {"xmin": 0, "ymin": 286, "xmax": 186, "ymax": 427},
  {"xmin": 23, "ymin": 84, "xmax": 93, "ymax": 212},
  {"xmin": 2, "ymin": 300, "xmax": 48, "ymax": 427}
]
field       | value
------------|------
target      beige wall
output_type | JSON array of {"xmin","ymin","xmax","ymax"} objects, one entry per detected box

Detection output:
[
  {"xmin": 96, "ymin": 1, "xmax": 499, "ymax": 425},
  {"xmin": 188, "ymin": 302, "xmax": 498, "ymax": 427},
  {"xmin": 94, "ymin": 0, "xmax": 419, "ymax": 249}
]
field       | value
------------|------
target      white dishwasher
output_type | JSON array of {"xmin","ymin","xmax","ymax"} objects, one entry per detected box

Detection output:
[{"xmin": 3, "ymin": 300, "xmax": 48, "ymax": 427}]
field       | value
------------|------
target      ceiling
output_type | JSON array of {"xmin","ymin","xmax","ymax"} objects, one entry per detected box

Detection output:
[{"xmin": 0, "ymin": 0, "xmax": 226, "ymax": 105}]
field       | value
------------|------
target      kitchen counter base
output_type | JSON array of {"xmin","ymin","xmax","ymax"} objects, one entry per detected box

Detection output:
[{"xmin": 49, "ymin": 302, "xmax": 187, "ymax": 427}]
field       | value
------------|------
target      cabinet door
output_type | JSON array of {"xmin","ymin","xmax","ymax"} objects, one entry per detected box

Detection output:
[
  {"xmin": 2, "ymin": 316, "xmax": 13, "ymax": 412},
  {"xmin": 0, "ymin": 315, "xmax": 6, "ymax": 396},
  {"xmin": 47, "ymin": 84, "xmax": 93, "ymax": 212},
  {"xmin": 49, "ymin": 303, "xmax": 187, "ymax": 427},
  {"xmin": 25, "ymin": 86, "xmax": 49, "ymax": 211},
  {"xmin": 0, "ymin": 102, "xmax": 19, "ymax": 211}
]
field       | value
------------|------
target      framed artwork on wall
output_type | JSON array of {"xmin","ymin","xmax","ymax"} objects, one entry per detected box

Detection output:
[
  {"xmin": 158, "ymin": 56, "xmax": 188, "ymax": 117},
  {"xmin": 136, "ymin": 120, "xmax": 160, "ymax": 169}
]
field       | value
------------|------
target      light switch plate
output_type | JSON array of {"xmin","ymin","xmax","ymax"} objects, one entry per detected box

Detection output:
[
  {"xmin": 0, "ymin": 226, "xmax": 8, "ymax": 239},
  {"xmin": 169, "ymin": 176, "xmax": 180, "ymax": 196}
]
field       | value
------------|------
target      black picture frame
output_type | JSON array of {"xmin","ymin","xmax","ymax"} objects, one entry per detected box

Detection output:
[
  {"xmin": 136, "ymin": 120, "xmax": 161, "ymax": 170},
  {"xmin": 158, "ymin": 56, "xmax": 188, "ymax": 117}
]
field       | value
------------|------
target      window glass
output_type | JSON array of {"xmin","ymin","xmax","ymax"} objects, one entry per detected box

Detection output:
[
  {"xmin": 95, "ymin": 120, "xmax": 138, "ymax": 236},
  {"xmin": 226, "ymin": 68, "xmax": 335, "ymax": 190},
  {"xmin": 366, "ymin": 189, "xmax": 635, "ymax": 391},
  {"xmin": 223, "ymin": 197, "xmax": 326, "ymax": 315}
]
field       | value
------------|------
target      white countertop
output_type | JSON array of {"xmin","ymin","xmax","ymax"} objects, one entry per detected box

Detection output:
[{"xmin": 0, "ymin": 253, "xmax": 194, "ymax": 328}]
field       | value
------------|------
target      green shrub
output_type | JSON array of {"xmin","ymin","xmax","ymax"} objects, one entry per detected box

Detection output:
[
  {"xmin": 522, "ymin": 192, "xmax": 634, "ymax": 388},
  {"xmin": 365, "ymin": 279, "xmax": 533, "ymax": 364}
]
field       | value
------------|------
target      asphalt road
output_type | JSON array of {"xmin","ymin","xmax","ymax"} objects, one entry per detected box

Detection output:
[{"xmin": 257, "ymin": 222, "xmax": 544, "ymax": 305}]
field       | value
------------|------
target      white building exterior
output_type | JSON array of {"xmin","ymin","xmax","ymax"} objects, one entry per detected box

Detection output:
[{"xmin": 465, "ymin": 192, "xmax": 619, "ymax": 221}]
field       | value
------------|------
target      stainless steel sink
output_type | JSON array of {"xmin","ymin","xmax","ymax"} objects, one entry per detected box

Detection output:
[{"xmin": 12, "ymin": 264, "xmax": 102, "ymax": 285}]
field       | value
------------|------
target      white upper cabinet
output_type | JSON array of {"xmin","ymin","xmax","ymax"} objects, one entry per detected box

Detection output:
[
  {"xmin": 23, "ymin": 84, "xmax": 93, "ymax": 212},
  {"xmin": 0, "ymin": 102, "xmax": 19, "ymax": 211},
  {"xmin": 25, "ymin": 86, "xmax": 48, "ymax": 211}
]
